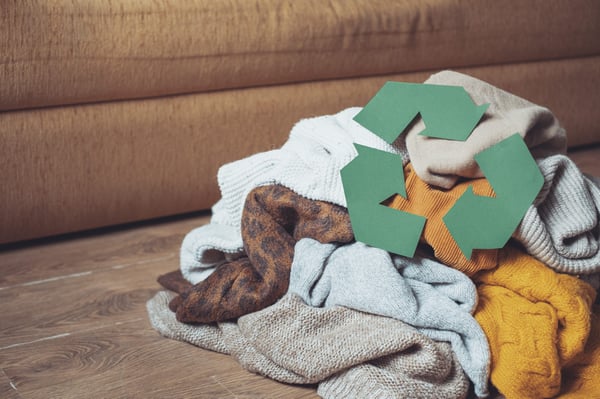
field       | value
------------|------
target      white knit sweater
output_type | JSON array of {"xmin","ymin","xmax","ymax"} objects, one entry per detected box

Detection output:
[{"xmin": 180, "ymin": 107, "xmax": 408, "ymax": 283}]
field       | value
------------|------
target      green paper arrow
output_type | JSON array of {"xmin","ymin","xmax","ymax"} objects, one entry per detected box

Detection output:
[
  {"xmin": 343, "ymin": 81, "xmax": 541, "ymax": 259},
  {"xmin": 340, "ymin": 144, "xmax": 426, "ymax": 257},
  {"xmin": 353, "ymin": 81, "xmax": 489, "ymax": 142},
  {"xmin": 443, "ymin": 133, "xmax": 544, "ymax": 259}
]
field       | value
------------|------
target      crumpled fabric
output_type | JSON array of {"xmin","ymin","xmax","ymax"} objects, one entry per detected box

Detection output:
[
  {"xmin": 514, "ymin": 154, "xmax": 600, "ymax": 275},
  {"xmin": 473, "ymin": 246, "xmax": 596, "ymax": 399},
  {"xmin": 179, "ymin": 106, "xmax": 405, "ymax": 284},
  {"xmin": 403, "ymin": 70, "xmax": 566, "ymax": 189},
  {"xmin": 170, "ymin": 184, "xmax": 353, "ymax": 323},
  {"xmin": 288, "ymin": 238, "xmax": 490, "ymax": 398},
  {"xmin": 147, "ymin": 291, "xmax": 469, "ymax": 399},
  {"xmin": 180, "ymin": 93, "xmax": 565, "ymax": 284}
]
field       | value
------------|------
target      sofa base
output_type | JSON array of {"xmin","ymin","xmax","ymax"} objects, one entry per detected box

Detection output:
[{"xmin": 2, "ymin": 57, "xmax": 599, "ymax": 244}]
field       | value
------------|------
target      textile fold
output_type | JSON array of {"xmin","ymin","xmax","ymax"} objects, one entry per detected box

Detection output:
[{"xmin": 147, "ymin": 291, "xmax": 469, "ymax": 399}]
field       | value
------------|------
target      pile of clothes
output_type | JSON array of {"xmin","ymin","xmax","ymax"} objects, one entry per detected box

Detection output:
[{"xmin": 147, "ymin": 71, "xmax": 600, "ymax": 399}]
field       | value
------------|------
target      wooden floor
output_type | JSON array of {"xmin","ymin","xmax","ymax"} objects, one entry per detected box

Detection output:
[
  {"xmin": 1, "ymin": 145, "xmax": 598, "ymax": 399},
  {"xmin": 0, "ymin": 212, "xmax": 319, "ymax": 398}
]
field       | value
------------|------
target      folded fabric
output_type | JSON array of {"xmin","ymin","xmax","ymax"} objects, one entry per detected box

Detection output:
[
  {"xmin": 317, "ymin": 361, "xmax": 467, "ymax": 399},
  {"xmin": 473, "ymin": 245, "xmax": 596, "ymax": 399},
  {"xmin": 147, "ymin": 291, "xmax": 469, "ymax": 399},
  {"xmin": 476, "ymin": 284, "xmax": 562, "ymax": 399},
  {"xmin": 289, "ymin": 238, "xmax": 489, "ymax": 397},
  {"xmin": 514, "ymin": 154, "xmax": 600, "ymax": 275},
  {"xmin": 156, "ymin": 269, "xmax": 191, "ymax": 295},
  {"xmin": 170, "ymin": 184, "xmax": 353, "ymax": 323},
  {"xmin": 179, "ymin": 77, "xmax": 568, "ymax": 284},
  {"xmin": 403, "ymin": 70, "xmax": 567, "ymax": 189},
  {"xmin": 170, "ymin": 103, "xmax": 390, "ymax": 285},
  {"xmin": 586, "ymin": 173, "xmax": 600, "ymax": 190},
  {"xmin": 387, "ymin": 163, "xmax": 498, "ymax": 275},
  {"xmin": 180, "ymin": 106, "xmax": 406, "ymax": 284}
]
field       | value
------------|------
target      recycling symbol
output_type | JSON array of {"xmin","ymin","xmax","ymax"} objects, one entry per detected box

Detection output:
[{"xmin": 341, "ymin": 81, "xmax": 544, "ymax": 259}]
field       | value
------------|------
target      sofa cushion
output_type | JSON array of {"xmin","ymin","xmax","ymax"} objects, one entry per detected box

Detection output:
[{"xmin": 2, "ymin": 0, "xmax": 599, "ymax": 111}]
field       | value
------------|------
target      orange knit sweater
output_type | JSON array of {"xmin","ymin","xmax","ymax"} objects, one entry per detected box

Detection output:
[{"xmin": 387, "ymin": 163, "xmax": 498, "ymax": 274}]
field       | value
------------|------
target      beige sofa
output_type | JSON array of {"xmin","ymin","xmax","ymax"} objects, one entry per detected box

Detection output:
[{"xmin": 1, "ymin": 0, "xmax": 599, "ymax": 244}]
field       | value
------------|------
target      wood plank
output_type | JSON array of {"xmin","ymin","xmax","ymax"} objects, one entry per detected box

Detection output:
[
  {"xmin": 0, "ymin": 369, "xmax": 21, "ymax": 399},
  {"xmin": 0, "ymin": 256, "xmax": 172, "ymax": 349},
  {"xmin": 0, "ymin": 210, "xmax": 320, "ymax": 398},
  {"xmin": 1, "ymin": 321, "xmax": 319, "ymax": 399},
  {"xmin": 212, "ymin": 371, "xmax": 319, "ymax": 399},
  {"xmin": 0, "ymin": 213, "xmax": 209, "ymax": 287}
]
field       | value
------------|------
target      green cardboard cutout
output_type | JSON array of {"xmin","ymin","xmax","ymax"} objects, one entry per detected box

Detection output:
[
  {"xmin": 353, "ymin": 81, "xmax": 489, "ymax": 142},
  {"xmin": 443, "ymin": 133, "xmax": 543, "ymax": 259},
  {"xmin": 342, "ymin": 81, "xmax": 543, "ymax": 258},
  {"xmin": 340, "ymin": 144, "xmax": 426, "ymax": 257}
]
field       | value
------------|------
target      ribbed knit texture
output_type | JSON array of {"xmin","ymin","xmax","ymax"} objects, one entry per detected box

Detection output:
[
  {"xmin": 387, "ymin": 163, "xmax": 498, "ymax": 275},
  {"xmin": 514, "ymin": 154, "xmax": 600, "ymax": 274},
  {"xmin": 404, "ymin": 70, "xmax": 567, "ymax": 189},
  {"xmin": 473, "ymin": 245, "xmax": 596, "ymax": 399},
  {"xmin": 289, "ymin": 238, "xmax": 489, "ymax": 397},
  {"xmin": 147, "ymin": 291, "xmax": 469, "ymax": 399},
  {"xmin": 180, "ymin": 106, "xmax": 407, "ymax": 283},
  {"xmin": 214, "ymin": 107, "xmax": 406, "ymax": 226}
]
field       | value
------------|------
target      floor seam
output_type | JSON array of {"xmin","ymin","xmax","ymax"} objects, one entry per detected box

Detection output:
[
  {"xmin": 0, "ymin": 253, "xmax": 176, "ymax": 291},
  {"xmin": 0, "ymin": 318, "xmax": 145, "ymax": 351}
]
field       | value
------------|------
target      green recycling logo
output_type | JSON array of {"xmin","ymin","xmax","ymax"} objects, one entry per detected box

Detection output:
[{"xmin": 341, "ymin": 82, "xmax": 544, "ymax": 258}]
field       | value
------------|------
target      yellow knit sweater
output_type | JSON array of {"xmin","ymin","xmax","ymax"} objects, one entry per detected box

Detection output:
[
  {"xmin": 558, "ymin": 304, "xmax": 600, "ymax": 398},
  {"xmin": 473, "ymin": 246, "xmax": 597, "ymax": 399}
]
